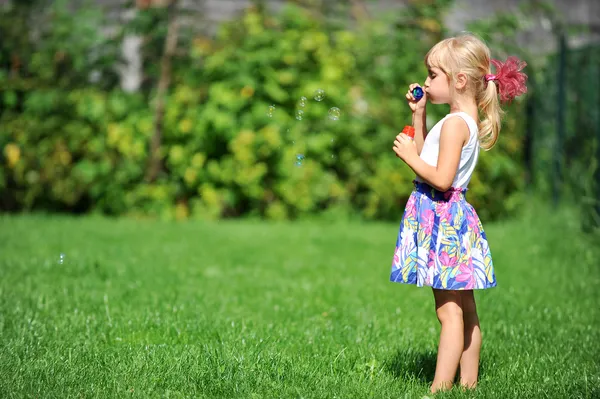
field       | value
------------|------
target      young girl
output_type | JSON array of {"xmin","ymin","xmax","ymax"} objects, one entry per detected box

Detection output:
[{"xmin": 390, "ymin": 33, "xmax": 527, "ymax": 393}]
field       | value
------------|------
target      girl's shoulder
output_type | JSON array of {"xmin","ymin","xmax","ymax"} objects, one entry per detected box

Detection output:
[
  {"xmin": 428, "ymin": 113, "xmax": 468, "ymax": 134},
  {"xmin": 441, "ymin": 112, "xmax": 479, "ymax": 137},
  {"xmin": 443, "ymin": 112, "xmax": 477, "ymax": 126},
  {"xmin": 426, "ymin": 112, "xmax": 477, "ymax": 146}
]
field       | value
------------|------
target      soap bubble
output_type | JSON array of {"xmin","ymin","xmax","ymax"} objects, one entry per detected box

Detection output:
[
  {"xmin": 314, "ymin": 89, "xmax": 325, "ymax": 102},
  {"xmin": 295, "ymin": 154, "xmax": 305, "ymax": 166},
  {"xmin": 58, "ymin": 253, "xmax": 65, "ymax": 265},
  {"xmin": 295, "ymin": 109, "xmax": 304, "ymax": 121},
  {"xmin": 267, "ymin": 105, "xmax": 275, "ymax": 117},
  {"xmin": 328, "ymin": 107, "xmax": 341, "ymax": 121},
  {"xmin": 298, "ymin": 96, "xmax": 307, "ymax": 108}
]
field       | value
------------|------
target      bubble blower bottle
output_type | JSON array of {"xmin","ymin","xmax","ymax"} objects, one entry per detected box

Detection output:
[
  {"xmin": 402, "ymin": 125, "xmax": 416, "ymax": 139},
  {"xmin": 402, "ymin": 86, "xmax": 424, "ymax": 139}
]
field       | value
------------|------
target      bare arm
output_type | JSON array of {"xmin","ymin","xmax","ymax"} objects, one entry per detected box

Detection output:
[
  {"xmin": 412, "ymin": 110, "xmax": 427, "ymax": 155},
  {"xmin": 404, "ymin": 117, "xmax": 469, "ymax": 192}
]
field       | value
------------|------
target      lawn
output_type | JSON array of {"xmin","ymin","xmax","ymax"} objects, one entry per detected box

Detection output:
[{"xmin": 1, "ymin": 204, "xmax": 599, "ymax": 398}]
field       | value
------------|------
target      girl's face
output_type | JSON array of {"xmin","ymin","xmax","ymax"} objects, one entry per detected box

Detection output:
[{"xmin": 424, "ymin": 66, "xmax": 451, "ymax": 104}]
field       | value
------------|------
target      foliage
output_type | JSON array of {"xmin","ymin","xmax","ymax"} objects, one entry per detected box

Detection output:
[
  {"xmin": 531, "ymin": 43, "xmax": 600, "ymax": 230},
  {"xmin": 0, "ymin": 0, "xmax": 533, "ymax": 221}
]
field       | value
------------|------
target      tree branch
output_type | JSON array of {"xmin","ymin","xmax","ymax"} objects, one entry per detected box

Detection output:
[{"xmin": 145, "ymin": 0, "xmax": 179, "ymax": 183}]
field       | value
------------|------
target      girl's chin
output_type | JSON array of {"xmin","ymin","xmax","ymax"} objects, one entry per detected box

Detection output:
[{"xmin": 428, "ymin": 98, "xmax": 447, "ymax": 105}]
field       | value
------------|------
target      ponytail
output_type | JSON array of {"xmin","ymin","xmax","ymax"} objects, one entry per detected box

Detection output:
[
  {"xmin": 478, "ymin": 78, "xmax": 503, "ymax": 150},
  {"xmin": 479, "ymin": 56, "xmax": 528, "ymax": 150}
]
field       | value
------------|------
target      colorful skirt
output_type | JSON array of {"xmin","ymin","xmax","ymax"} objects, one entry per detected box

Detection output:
[{"xmin": 390, "ymin": 181, "xmax": 496, "ymax": 290}]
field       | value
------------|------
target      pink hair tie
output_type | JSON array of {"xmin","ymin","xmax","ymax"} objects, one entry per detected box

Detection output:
[
  {"xmin": 484, "ymin": 74, "xmax": 497, "ymax": 82},
  {"xmin": 489, "ymin": 56, "xmax": 528, "ymax": 103}
]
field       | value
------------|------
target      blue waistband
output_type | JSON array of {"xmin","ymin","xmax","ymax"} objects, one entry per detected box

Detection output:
[{"xmin": 413, "ymin": 180, "xmax": 467, "ymax": 202}]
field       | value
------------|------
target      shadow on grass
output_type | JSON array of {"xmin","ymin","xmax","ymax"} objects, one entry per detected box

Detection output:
[
  {"xmin": 386, "ymin": 348, "xmax": 492, "ymax": 384},
  {"xmin": 386, "ymin": 348, "xmax": 437, "ymax": 382}
]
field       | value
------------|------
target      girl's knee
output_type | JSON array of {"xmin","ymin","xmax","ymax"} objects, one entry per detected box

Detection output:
[
  {"xmin": 433, "ymin": 290, "xmax": 464, "ymax": 323},
  {"xmin": 436, "ymin": 302, "xmax": 463, "ymax": 323}
]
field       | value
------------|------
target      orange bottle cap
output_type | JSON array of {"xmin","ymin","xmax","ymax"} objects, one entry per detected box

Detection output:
[{"xmin": 402, "ymin": 125, "xmax": 415, "ymax": 138}]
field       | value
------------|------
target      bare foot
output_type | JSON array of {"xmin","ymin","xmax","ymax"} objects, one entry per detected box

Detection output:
[
  {"xmin": 459, "ymin": 381, "xmax": 477, "ymax": 391},
  {"xmin": 429, "ymin": 380, "xmax": 453, "ymax": 393}
]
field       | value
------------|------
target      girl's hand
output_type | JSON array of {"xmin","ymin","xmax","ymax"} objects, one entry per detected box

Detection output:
[
  {"xmin": 406, "ymin": 83, "xmax": 427, "ymax": 114},
  {"xmin": 393, "ymin": 133, "xmax": 418, "ymax": 162}
]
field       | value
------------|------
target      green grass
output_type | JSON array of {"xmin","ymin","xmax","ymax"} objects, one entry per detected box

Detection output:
[{"xmin": 1, "ymin": 204, "xmax": 599, "ymax": 398}]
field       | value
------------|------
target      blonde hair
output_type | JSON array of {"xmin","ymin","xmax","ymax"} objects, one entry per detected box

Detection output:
[{"xmin": 425, "ymin": 33, "xmax": 502, "ymax": 150}]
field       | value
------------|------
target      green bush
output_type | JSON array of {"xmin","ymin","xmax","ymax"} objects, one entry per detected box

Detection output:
[{"xmin": 0, "ymin": 1, "xmax": 529, "ymax": 221}]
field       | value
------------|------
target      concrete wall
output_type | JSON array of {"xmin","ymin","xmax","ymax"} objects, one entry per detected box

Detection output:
[
  {"xmin": 112, "ymin": 0, "xmax": 599, "ymax": 91},
  {"xmin": 447, "ymin": 0, "xmax": 600, "ymax": 52},
  {"xmin": 106, "ymin": 0, "xmax": 600, "ymax": 50}
]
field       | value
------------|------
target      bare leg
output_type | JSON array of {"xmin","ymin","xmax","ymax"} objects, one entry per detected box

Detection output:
[
  {"xmin": 430, "ymin": 289, "xmax": 464, "ymax": 393},
  {"xmin": 459, "ymin": 290, "xmax": 481, "ymax": 389}
]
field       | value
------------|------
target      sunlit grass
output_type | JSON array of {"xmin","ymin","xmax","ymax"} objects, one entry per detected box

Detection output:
[{"xmin": 1, "ymin": 203, "xmax": 598, "ymax": 398}]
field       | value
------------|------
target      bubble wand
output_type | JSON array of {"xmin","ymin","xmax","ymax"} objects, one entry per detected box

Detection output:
[{"xmin": 412, "ymin": 86, "xmax": 424, "ymax": 101}]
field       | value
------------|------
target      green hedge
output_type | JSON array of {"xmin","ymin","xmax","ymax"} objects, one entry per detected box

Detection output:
[{"xmin": 0, "ymin": 2, "xmax": 527, "ymax": 221}]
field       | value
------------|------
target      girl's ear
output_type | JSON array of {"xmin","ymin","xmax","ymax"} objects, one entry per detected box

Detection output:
[{"xmin": 455, "ymin": 72, "xmax": 468, "ymax": 90}]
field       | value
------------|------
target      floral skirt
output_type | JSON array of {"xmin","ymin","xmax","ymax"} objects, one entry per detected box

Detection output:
[{"xmin": 390, "ymin": 181, "xmax": 496, "ymax": 290}]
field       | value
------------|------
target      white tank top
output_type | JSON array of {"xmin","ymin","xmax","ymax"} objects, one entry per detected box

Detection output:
[{"xmin": 415, "ymin": 112, "xmax": 480, "ymax": 189}]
